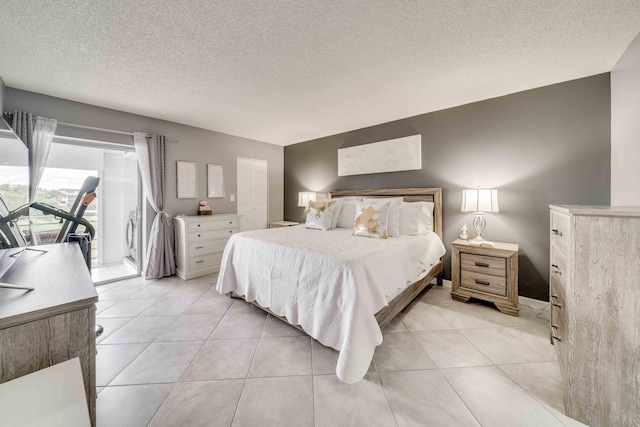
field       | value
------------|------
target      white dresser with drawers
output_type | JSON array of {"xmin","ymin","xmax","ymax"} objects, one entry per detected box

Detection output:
[
  {"xmin": 549, "ymin": 205, "xmax": 640, "ymax": 427},
  {"xmin": 174, "ymin": 214, "xmax": 239, "ymax": 280}
]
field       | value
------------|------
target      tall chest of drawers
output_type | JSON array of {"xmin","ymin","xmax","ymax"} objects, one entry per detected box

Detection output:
[
  {"xmin": 174, "ymin": 214, "xmax": 239, "ymax": 280},
  {"xmin": 549, "ymin": 205, "xmax": 640, "ymax": 427}
]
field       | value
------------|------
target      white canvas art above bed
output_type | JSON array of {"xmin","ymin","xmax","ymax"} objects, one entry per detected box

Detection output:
[{"xmin": 338, "ymin": 134, "xmax": 421, "ymax": 176}]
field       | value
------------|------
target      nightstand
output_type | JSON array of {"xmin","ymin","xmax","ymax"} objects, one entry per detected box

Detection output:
[
  {"xmin": 268, "ymin": 221, "xmax": 300, "ymax": 228},
  {"xmin": 451, "ymin": 239, "xmax": 519, "ymax": 316}
]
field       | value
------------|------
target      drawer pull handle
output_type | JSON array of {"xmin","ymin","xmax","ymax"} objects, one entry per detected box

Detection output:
[
  {"xmin": 229, "ymin": 221, "xmax": 233, "ymax": 224},
  {"xmin": 229, "ymin": 230, "xmax": 233, "ymax": 233},
  {"xmin": 552, "ymin": 265, "xmax": 562, "ymax": 275},
  {"xmin": 552, "ymin": 229, "xmax": 563, "ymax": 236},
  {"xmin": 475, "ymin": 262, "xmax": 490, "ymax": 268},
  {"xmin": 551, "ymin": 324, "xmax": 558, "ymax": 329},
  {"xmin": 552, "ymin": 303, "xmax": 562, "ymax": 309},
  {"xmin": 195, "ymin": 246, "xmax": 204, "ymax": 249},
  {"xmin": 551, "ymin": 264, "xmax": 558, "ymax": 268},
  {"xmin": 552, "ymin": 336, "xmax": 562, "ymax": 342},
  {"xmin": 552, "ymin": 270, "xmax": 562, "ymax": 275},
  {"xmin": 198, "ymin": 224, "xmax": 201, "ymax": 227},
  {"xmin": 475, "ymin": 279, "xmax": 490, "ymax": 286},
  {"xmin": 551, "ymin": 294, "xmax": 558, "ymax": 300},
  {"xmin": 195, "ymin": 260, "xmax": 204, "ymax": 264},
  {"xmin": 198, "ymin": 234, "xmax": 201, "ymax": 237}
]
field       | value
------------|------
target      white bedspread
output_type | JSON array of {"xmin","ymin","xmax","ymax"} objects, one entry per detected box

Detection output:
[{"xmin": 216, "ymin": 226, "xmax": 445, "ymax": 383}]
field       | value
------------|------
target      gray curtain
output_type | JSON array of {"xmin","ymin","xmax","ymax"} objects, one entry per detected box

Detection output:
[
  {"xmin": 11, "ymin": 110, "xmax": 34, "ymax": 151},
  {"xmin": 133, "ymin": 132, "xmax": 176, "ymax": 279}
]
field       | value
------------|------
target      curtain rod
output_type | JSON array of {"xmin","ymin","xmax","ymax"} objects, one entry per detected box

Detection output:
[{"xmin": 3, "ymin": 112, "xmax": 178, "ymax": 143}]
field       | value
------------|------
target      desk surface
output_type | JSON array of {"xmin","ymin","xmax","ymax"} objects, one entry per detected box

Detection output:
[{"xmin": 0, "ymin": 243, "xmax": 98, "ymax": 330}]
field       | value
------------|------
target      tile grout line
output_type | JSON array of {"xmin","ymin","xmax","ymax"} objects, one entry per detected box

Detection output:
[
  {"xmin": 229, "ymin": 309, "xmax": 269, "ymax": 426},
  {"xmin": 437, "ymin": 367, "xmax": 484, "ymax": 426},
  {"xmin": 496, "ymin": 363, "xmax": 569, "ymax": 425}
]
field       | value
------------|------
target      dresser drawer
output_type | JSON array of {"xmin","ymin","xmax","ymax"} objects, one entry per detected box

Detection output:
[
  {"xmin": 550, "ymin": 211, "xmax": 569, "ymax": 255},
  {"xmin": 189, "ymin": 252, "xmax": 224, "ymax": 270},
  {"xmin": 461, "ymin": 270, "xmax": 507, "ymax": 296},
  {"xmin": 188, "ymin": 218, "xmax": 238, "ymax": 232},
  {"xmin": 189, "ymin": 228, "xmax": 236, "ymax": 241},
  {"xmin": 461, "ymin": 253, "xmax": 506, "ymax": 277},
  {"xmin": 189, "ymin": 239, "xmax": 229, "ymax": 256},
  {"xmin": 550, "ymin": 291, "xmax": 568, "ymax": 375}
]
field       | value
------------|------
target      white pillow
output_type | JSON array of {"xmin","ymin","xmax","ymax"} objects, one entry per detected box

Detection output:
[
  {"xmin": 305, "ymin": 200, "xmax": 336, "ymax": 231},
  {"xmin": 337, "ymin": 200, "xmax": 358, "ymax": 228},
  {"xmin": 362, "ymin": 197, "xmax": 403, "ymax": 237},
  {"xmin": 353, "ymin": 200, "xmax": 391, "ymax": 239},
  {"xmin": 399, "ymin": 201, "xmax": 434, "ymax": 235}
]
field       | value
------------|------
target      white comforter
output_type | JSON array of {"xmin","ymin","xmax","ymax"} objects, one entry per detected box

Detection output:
[{"xmin": 216, "ymin": 226, "xmax": 445, "ymax": 383}]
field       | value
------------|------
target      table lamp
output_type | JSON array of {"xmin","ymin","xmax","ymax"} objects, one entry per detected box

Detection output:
[
  {"xmin": 298, "ymin": 191, "xmax": 317, "ymax": 209},
  {"xmin": 461, "ymin": 188, "xmax": 499, "ymax": 245}
]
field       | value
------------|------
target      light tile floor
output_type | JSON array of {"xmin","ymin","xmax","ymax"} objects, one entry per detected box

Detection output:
[{"xmin": 95, "ymin": 275, "xmax": 586, "ymax": 427}]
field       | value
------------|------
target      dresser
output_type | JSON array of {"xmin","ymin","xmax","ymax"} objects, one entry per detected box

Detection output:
[
  {"xmin": 174, "ymin": 214, "xmax": 239, "ymax": 280},
  {"xmin": 0, "ymin": 243, "xmax": 98, "ymax": 426},
  {"xmin": 451, "ymin": 239, "xmax": 519, "ymax": 315},
  {"xmin": 549, "ymin": 205, "xmax": 640, "ymax": 427}
]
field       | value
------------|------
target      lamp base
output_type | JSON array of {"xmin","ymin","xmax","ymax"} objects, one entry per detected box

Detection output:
[{"xmin": 469, "ymin": 235, "xmax": 488, "ymax": 245}]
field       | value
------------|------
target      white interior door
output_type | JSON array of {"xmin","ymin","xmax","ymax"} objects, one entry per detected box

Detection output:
[{"xmin": 237, "ymin": 158, "xmax": 268, "ymax": 231}]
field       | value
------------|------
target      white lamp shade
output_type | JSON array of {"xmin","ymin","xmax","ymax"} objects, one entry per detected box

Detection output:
[
  {"xmin": 461, "ymin": 188, "xmax": 499, "ymax": 213},
  {"xmin": 298, "ymin": 191, "xmax": 317, "ymax": 208}
]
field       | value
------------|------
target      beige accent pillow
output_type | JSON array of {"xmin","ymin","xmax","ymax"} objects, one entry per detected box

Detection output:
[
  {"xmin": 305, "ymin": 200, "xmax": 336, "ymax": 231},
  {"xmin": 362, "ymin": 197, "xmax": 403, "ymax": 237},
  {"xmin": 353, "ymin": 200, "xmax": 391, "ymax": 239}
]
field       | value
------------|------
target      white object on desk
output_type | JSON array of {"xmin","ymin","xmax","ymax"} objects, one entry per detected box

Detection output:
[{"xmin": 0, "ymin": 358, "xmax": 90, "ymax": 427}]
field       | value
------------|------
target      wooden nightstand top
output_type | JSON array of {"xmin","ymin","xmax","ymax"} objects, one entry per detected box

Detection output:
[{"xmin": 453, "ymin": 239, "xmax": 518, "ymax": 252}]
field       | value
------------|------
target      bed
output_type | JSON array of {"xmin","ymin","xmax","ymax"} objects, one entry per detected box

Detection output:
[{"xmin": 216, "ymin": 188, "xmax": 445, "ymax": 383}]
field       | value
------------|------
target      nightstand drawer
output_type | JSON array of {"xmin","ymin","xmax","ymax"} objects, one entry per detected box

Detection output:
[
  {"xmin": 461, "ymin": 270, "xmax": 506, "ymax": 296},
  {"xmin": 461, "ymin": 253, "xmax": 506, "ymax": 277}
]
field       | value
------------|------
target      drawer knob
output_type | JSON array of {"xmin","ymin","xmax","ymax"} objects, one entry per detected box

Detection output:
[
  {"xmin": 198, "ymin": 224, "xmax": 201, "ymax": 227},
  {"xmin": 552, "ymin": 336, "xmax": 562, "ymax": 342},
  {"xmin": 229, "ymin": 230, "xmax": 233, "ymax": 233},
  {"xmin": 229, "ymin": 221, "xmax": 233, "ymax": 224},
  {"xmin": 195, "ymin": 246, "xmax": 203, "ymax": 249},
  {"xmin": 475, "ymin": 262, "xmax": 490, "ymax": 268},
  {"xmin": 552, "ymin": 303, "xmax": 562, "ymax": 309},
  {"xmin": 195, "ymin": 260, "xmax": 204, "ymax": 264},
  {"xmin": 475, "ymin": 279, "xmax": 490, "ymax": 286},
  {"xmin": 198, "ymin": 234, "xmax": 201, "ymax": 237},
  {"xmin": 552, "ymin": 229, "xmax": 563, "ymax": 236}
]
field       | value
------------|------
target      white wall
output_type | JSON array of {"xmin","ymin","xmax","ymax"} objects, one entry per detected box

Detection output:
[{"xmin": 611, "ymin": 31, "xmax": 640, "ymax": 206}]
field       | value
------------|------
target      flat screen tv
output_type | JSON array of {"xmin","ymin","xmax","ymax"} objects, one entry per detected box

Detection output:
[{"xmin": 0, "ymin": 119, "xmax": 33, "ymax": 290}]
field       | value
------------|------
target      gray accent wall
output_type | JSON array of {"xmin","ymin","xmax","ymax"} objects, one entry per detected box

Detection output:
[
  {"xmin": 4, "ymin": 87, "xmax": 284, "ymax": 242},
  {"xmin": 611, "ymin": 31, "xmax": 640, "ymax": 206},
  {"xmin": 284, "ymin": 74, "xmax": 611, "ymax": 301}
]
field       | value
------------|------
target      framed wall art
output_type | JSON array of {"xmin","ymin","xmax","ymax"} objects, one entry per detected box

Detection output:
[
  {"xmin": 207, "ymin": 163, "xmax": 225, "ymax": 198},
  {"xmin": 338, "ymin": 134, "xmax": 422, "ymax": 176},
  {"xmin": 176, "ymin": 160, "xmax": 197, "ymax": 198}
]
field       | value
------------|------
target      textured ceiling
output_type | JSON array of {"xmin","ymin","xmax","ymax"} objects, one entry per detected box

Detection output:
[{"xmin": 1, "ymin": 1, "xmax": 639, "ymax": 146}]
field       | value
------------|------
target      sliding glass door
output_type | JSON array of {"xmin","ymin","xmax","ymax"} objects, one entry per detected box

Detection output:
[{"xmin": 34, "ymin": 139, "xmax": 142, "ymax": 284}]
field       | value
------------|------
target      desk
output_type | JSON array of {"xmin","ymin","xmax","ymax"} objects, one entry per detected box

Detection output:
[{"xmin": 0, "ymin": 243, "xmax": 98, "ymax": 426}]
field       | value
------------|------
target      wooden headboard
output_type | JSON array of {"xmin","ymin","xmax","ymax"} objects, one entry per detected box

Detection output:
[{"xmin": 329, "ymin": 188, "xmax": 443, "ymax": 240}]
